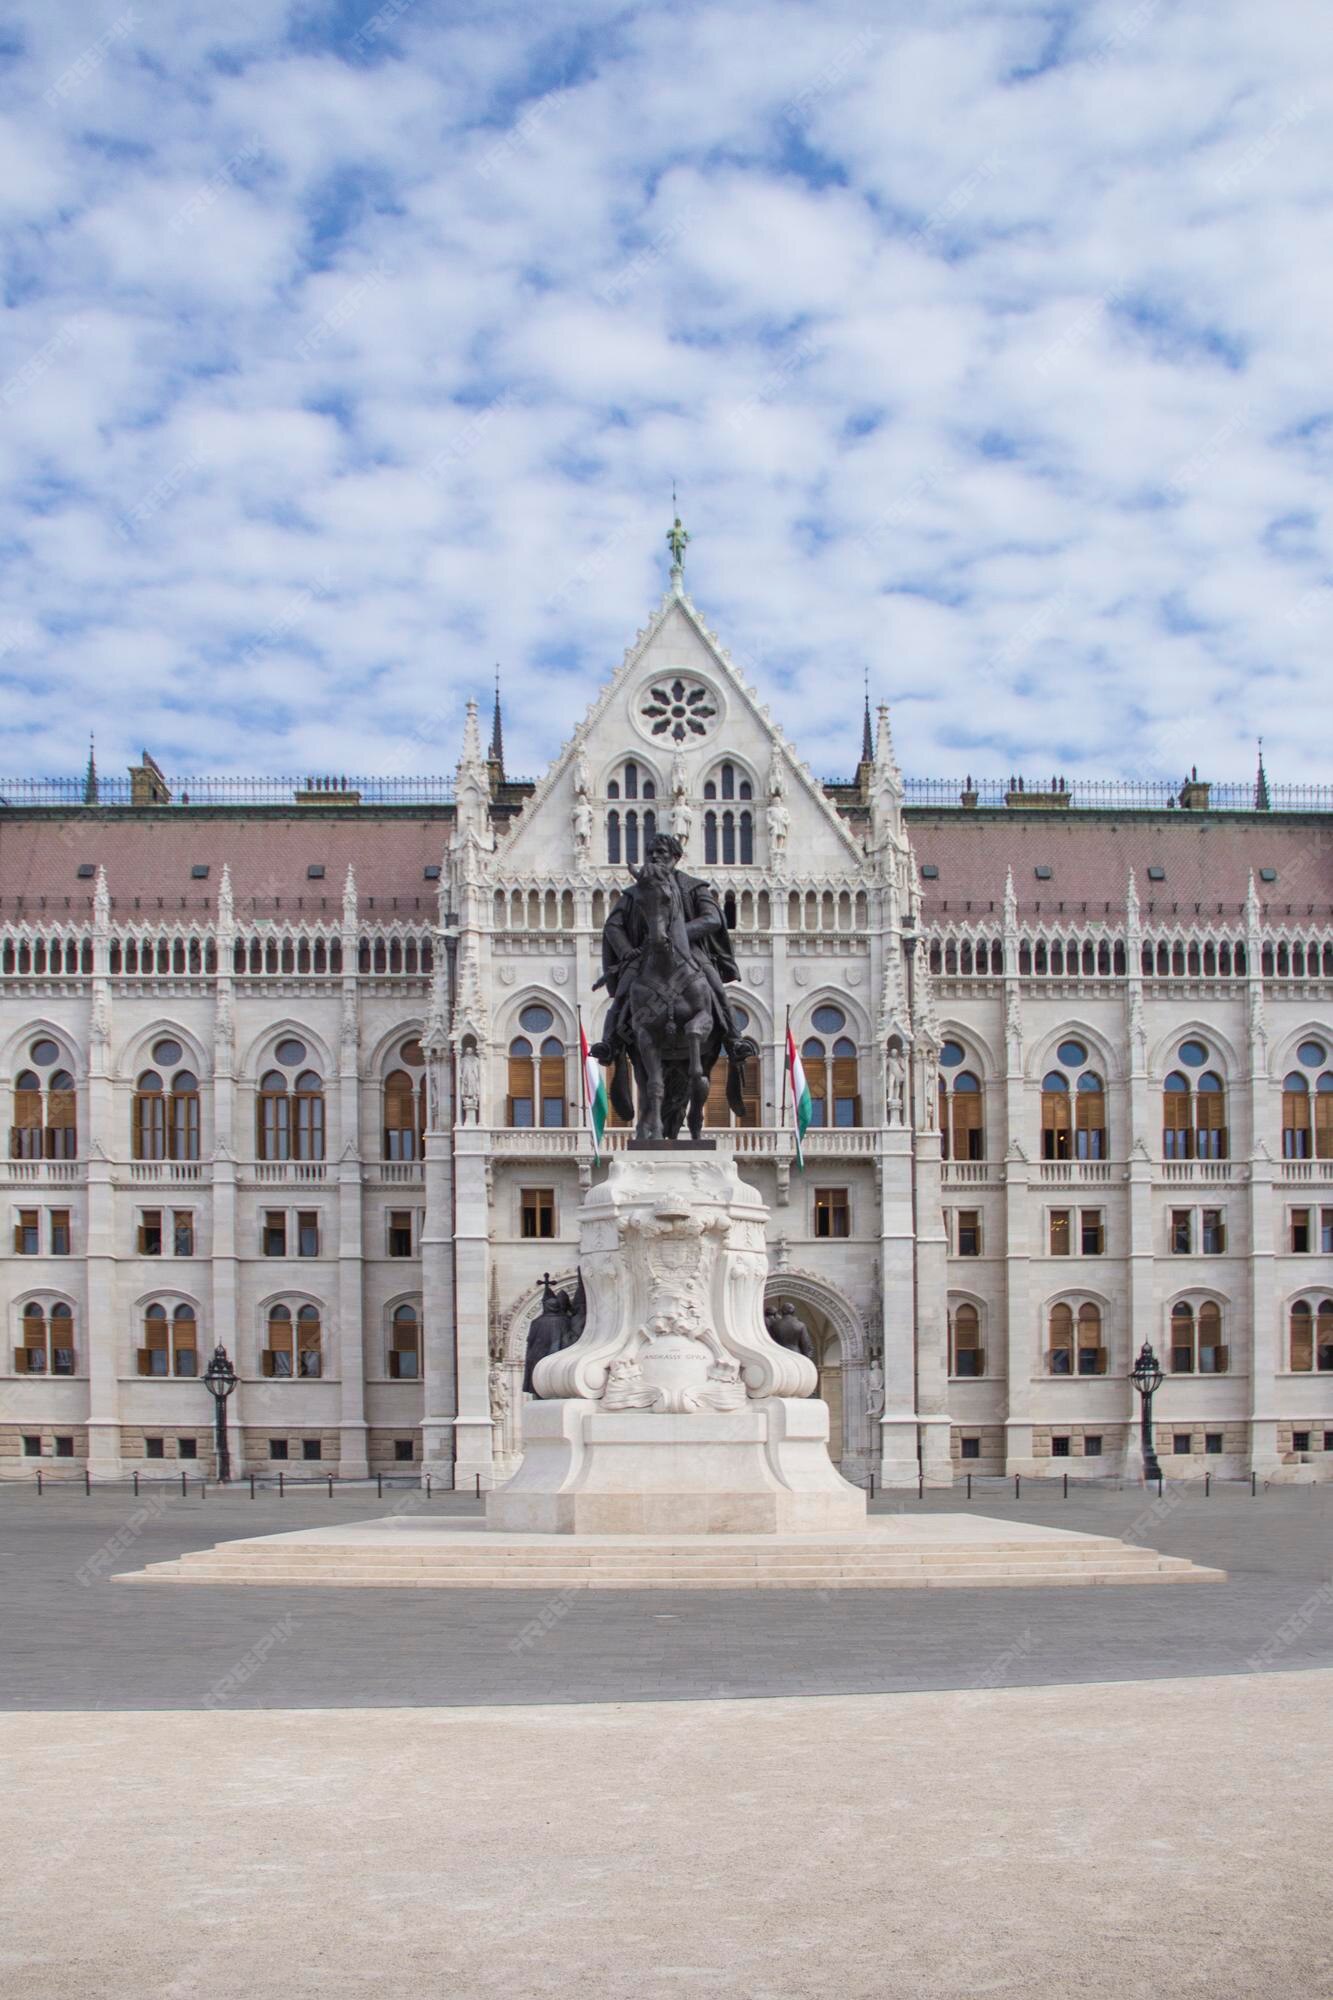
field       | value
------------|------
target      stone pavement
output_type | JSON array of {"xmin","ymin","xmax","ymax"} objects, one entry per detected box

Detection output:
[
  {"xmin": 1, "ymin": 1484, "xmax": 1330, "ymax": 1708},
  {"xmin": 2, "ymin": 1673, "xmax": 1330, "ymax": 2000}
]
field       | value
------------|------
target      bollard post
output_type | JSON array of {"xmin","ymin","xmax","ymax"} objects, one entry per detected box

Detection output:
[
  {"xmin": 1205, "ymin": 1472, "xmax": 1211, "ymax": 1497},
  {"xmin": 133, "ymin": 1470, "xmax": 140, "ymax": 1498},
  {"xmin": 1015, "ymin": 1473, "xmax": 1021, "ymax": 1500},
  {"xmin": 36, "ymin": 1470, "xmax": 42, "ymax": 1495},
  {"xmin": 426, "ymin": 1473, "xmax": 432, "ymax": 1499},
  {"xmin": 966, "ymin": 1473, "xmax": 972, "ymax": 1501},
  {"xmin": 1157, "ymin": 1474, "xmax": 1164, "ymax": 1499},
  {"xmin": 279, "ymin": 1471, "xmax": 284, "ymax": 1498},
  {"xmin": 181, "ymin": 1470, "xmax": 187, "ymax": 1498},
  {"xmin": 249, "ymin": 1473, "xmax": 256, "ymax": 1499},
  {"xmin": 377, "ymin": 1472, "xmax": 383, "ymax": 1500},
  {"xmin": 1063, "ymin": 1472, "xmax": 1068, "ymax": 1500},
  {"xmin": 869, "ymin": 1473, "xmax": 875, "ymax": 1500},
  {"xmin": 328, "ymin": 1476, "xmax": 333, "ymax": 1500},
  {"xmin": 918, "ymin": 1472, "xmax": 923, "ymax": 1501},
  {"xmin": 475, "ymin": 1473, "xmax": 482, "ymax": 1499},
  {"xmin": 85, "ymin": 1469, "xmax": 91, "ymax": 1497}
]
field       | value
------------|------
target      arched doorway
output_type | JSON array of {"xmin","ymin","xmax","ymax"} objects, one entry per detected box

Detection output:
[{"xmin": 763, "ymin": 1277, "xmax": 870, "ymax": 1475}]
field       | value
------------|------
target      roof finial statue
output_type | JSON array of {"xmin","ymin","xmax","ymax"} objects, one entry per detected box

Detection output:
[{"xmin": 666, "ymin": 486, "xmax": 689, "ymax": 591}]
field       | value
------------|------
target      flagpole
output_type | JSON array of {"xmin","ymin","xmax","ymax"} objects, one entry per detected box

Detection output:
[
  {"xmin": 782, "ymin": 1006, "xmax": 790, "ymax": 1134},
  {"xmin": 577, "ymin": 1004, "xmax": 592, "ymax": 1156}
]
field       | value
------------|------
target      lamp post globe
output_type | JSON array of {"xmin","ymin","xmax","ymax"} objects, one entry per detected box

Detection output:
[
  {"xmin": 202, "ymin": 1343, "xmax": 238, "ymax": 1483},
  {"xmin": 1130, "ymin": 1340, "xmax": 1164, "ymax": 1485}
]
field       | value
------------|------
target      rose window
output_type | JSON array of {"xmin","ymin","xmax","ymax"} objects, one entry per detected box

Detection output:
[{"xmin": 640, "ymin": 677, "xmax": 718, "ymax": 743}]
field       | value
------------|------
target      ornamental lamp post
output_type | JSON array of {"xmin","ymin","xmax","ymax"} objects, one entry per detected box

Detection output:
[
  {"xmin": 203, "ymin": 1344, "xmax": 238, "ymax": 1483},
  {"xmin": 1130, "ymin": 1341, "xmax": 1164, "ymax": 1486}
]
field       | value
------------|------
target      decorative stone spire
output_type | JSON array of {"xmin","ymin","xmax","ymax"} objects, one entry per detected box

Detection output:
[
  {"xmin": 488, "ymin": 665, "xmax": 505, "ymax": 783},
  {"xmin": 342, "ymin": 863, "xmax": 357, "ymax": 931},
  {"xmin": 1125, "ymin": 867, "xmax": 1141, "ymax": 934},
  {"xmin": 1246, "ymin": 867, "xmax": 1262, "ymax": 932},
  {"xmin": 1254, "ymin": 740, "xmax": 1271, "ymax": 812},
  {"xmin": 455, "ymin": 696, "xmax": 494, "ymax": 849},
  {"xmin": 92, "ymin": 864, "xmax": 110, "ymax": 932},
  {"xmin": 860, "ymin": 673, "xmax": 874, "ymax": 769},
  {"xmin": 1003, "ymin": 865, "xmax": 1018, "ymax": 933},
  {"xmin": 83, "ymin": 735, "xmax": 98, "ymax": 806}
]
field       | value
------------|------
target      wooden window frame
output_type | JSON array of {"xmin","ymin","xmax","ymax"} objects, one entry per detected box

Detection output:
[
  {"xmin": 814, "ymin": 1186, "xmax": 850, "ymax": 1239},
  {"xmin": 520, "ymin": 1187, "xmax": 556, "ymax": 1240}
]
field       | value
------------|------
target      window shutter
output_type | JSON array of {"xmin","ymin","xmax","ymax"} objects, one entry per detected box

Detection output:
[
  {"xmin": 137, "ymin": 1348, "xmax": 153, "ymax": 1375},
  {"xmin": 539, "ymin": 1054, "xmax": 565, "ymax": 1118}
]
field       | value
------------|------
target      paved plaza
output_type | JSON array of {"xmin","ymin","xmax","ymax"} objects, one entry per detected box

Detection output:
[{"xmin": 4, "ymin": 1485, "xmax": 1331, "ymax": 1998}]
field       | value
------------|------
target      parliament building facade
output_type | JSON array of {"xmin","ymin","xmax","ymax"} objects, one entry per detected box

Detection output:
[{"xmin": 2, "ymin": 571, "xmax": 1332, "ymax": 1485}]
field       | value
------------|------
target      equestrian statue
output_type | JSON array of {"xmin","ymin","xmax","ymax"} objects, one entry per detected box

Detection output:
[{"xmin": 589, "ymin": 830, "xmax": 758, "ymax": 1143}]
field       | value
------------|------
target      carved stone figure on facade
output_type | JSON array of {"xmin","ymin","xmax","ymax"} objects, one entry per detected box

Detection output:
[
  {"xmin": 765, "ymin": 763, "xmax": 789, "ymax": 863},
  {"xmin": 668, "ymin": 793, "xmax": 693, "ymax": 847},
  {"xmin": 572, "ymin": 746, "xmax": 591, "ymax": 801},
  {"xmin": 766, "ymin": 1300, "xmax": 817, "ymax": 1363},
  {"xmin": 866, "ymin": 1357, "xmax": 885, "ymax": 1416},
  {"xmin": 458, "ymin": 1041, "xmax": 482, "ymax": 1125},
  {"xmin": 589, "ymin": 830, "xmax": 757, "ymax": 1141},
  {"xmin": 885, "ymin": 1040, "xmax": 907, "ymax": 1126},
  {"xmin": 488, "ymin": 1363, "xmax": 510, "ymax": 1423},
  {"xmin": 572, "ymin": 791, "xmax": 594, "ymax": 858}
]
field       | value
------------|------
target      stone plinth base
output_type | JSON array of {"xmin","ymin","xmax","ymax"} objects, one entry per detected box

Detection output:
[{"xmin": 486, "ymin": 1397, "xmax": 867, "ymax": 1536}]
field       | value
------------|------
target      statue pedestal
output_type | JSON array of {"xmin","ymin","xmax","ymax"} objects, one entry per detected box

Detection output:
[
  {"xmin": 488, "ymin": 1396, "xmax": 864, "ymax": 1535},
  {"xmin": 488, "ymin": 1149, "xmax": 866, "ymax": 1536}
]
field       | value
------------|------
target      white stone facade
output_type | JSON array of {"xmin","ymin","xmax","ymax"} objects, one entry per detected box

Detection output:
[{"xmin": 3, "ymin": 581, "xmax": 1331, "ymax": 1483}]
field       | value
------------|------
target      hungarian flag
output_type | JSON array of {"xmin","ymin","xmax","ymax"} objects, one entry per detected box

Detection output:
[
  {"xmin": 580, "ymin": 1018, "xmax": 608, "ymax": 1158},
  {"xmin": 786, "ymin": 1022, "xmax": 812, "ymax": 1169}
]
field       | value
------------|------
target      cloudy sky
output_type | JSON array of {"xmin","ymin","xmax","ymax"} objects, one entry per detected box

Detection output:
[{"xmin": 1, "ymin": 0, "xmax": 1329, "ymax": 791}]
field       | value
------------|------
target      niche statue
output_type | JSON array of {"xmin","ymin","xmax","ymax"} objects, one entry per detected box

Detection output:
[
  {"xmin": 589, "ymin": 831, "xmax": 757, "ymax": 1142},
  {"xmin": 522, "ymin": 1272, "xmax": 587, "ymax": 1395}
]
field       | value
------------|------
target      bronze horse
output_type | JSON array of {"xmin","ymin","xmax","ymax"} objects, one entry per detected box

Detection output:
[{"xmin": 608, "ymin": 857, "xmax": 756, "ymax": 1142}]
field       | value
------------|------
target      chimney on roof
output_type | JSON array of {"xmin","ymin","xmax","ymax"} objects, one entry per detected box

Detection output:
[
  {"xmin": 1179, "ymin": 765, "xmax": 1211, "ymax": 811},
  {"xmin": 129, "ymin": 751, "xmax": 171, "ymax": 806}
]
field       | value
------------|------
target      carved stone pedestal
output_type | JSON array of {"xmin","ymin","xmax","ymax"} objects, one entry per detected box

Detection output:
[{"xmin": 487, "ymin": 1150, "xmax": 866, "ymax": 1536}]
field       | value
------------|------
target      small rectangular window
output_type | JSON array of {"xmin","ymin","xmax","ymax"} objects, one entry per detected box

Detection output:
[
  {"xmin": 138, "ymin": 1210, "xmax": 162, "ymax": 1256},
  {"xmin": 1291, "ymin": 1208, "xmax": 1311, "ymax": 1254},
  {"xmin": 1323, "ymin": 1430, "xmax": 1333, "ymax": 1453},
  {"xmin": 50, "ymin": 1209, "xmax": 71, "ymax": 1256},
  {"xmin": 1204, "ymin": 1433, "xmax": 1223, "ymax": 1455},
  {"xmin": 1049, "ymin": 1209, "xmax": 1071, "ymax": 1256},
  {"xmin": 1173, "ymin": 1433, "xmax": 1193, "ymax": 1456},
  {"xmin": 814, "ymin": 1188, "xmax": 850, "ymax": 1239},
  {"xmin": 394, "ymin": 1438, "xmax": 414, "ymax": 1462},
  {"xmin": 263, "ymin": 1211, "xmax": 287, "ymax": 1257},
  {"xmin": 1084, "ymin": 1434, "xmax": 1103, "ymax": 1458},
  {"xmin": 145, "ymin": 1436, "xmax": 165, "ymax": 1459},
  {"xmin": 173, "ymin": 1211, "xmax": 194, "ymax": 1257},
  {"xmin": 960, "ymin": 1436, "xmax": 980, "ymax": 1460},
  {"xmin": 15, "ymin": 1209, "xmax": 39, "ymax": 1255},
  {"xmin": 178, "ymin": 1436, "xmax": 198, "ymax": 1460},
  {"xmin": 1080, "ymin": 1209, "xmax": 1103, "ymax": 1256},
  {"xmin": 388, "ymin": 1209, "xmax": 414, "ymax": 1257},
  {"xmin": 1201, "ymin": 1208, "xmax": 1225, "ymax": 1255},
  {"xmin": 54, "ymin": 1435, "xmax": 74, "ymax": 1458},
  {"xmin": 190, "ymin": 863, "xmax": 209, "ymax": 880},
  {"xmin": 1170, "ymin": 1210, "xmax": 1192, "ymax": 1255},
  {"xmin": 956, "ymin": 1209, "xmax": 981, "ymax": 1257},
  {"xmin": 302, "ymin": 1438, "xmax": 322, "ymax": 1461},
  {"xmin": 21, "ymin": 1434, "xmax": 42, "ymax": 1457},
  {"xmin": 268, "ymin": 1438, "xmax": 289, "ymax": 1461},
  {"xmin": 1292, "ymin": 1430, "xmax": 1311, "ymax": 1454},
  {"xmin": 521, "ymin": 1188, "xmax": 556, "ymax": 1239},
  {"xmin": 1051, "ymin": 1435, "xmax": 1070, "ymax": 1458},
  {"xmin": 297, "ymin": 1211, "xmax": 319, "ymax": 1258}
]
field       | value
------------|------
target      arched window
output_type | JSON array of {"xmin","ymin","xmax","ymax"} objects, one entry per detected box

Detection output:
[
  {"xmin": 1162, "ymin": 1041, "xmax": 1227, "ymax": 1160},
  {"xmin": 1168, "ymin": 1299, "xmax": 1225, "ymax": 1374},
  {"xmin": 948, "ymin": 1302, "xmax": 984, "ymax": 1377},
  {"xmin": 15, "ymin": 1302, "xmax": 76, "ymax": 1375},
  {"xmin": 704, "ymin": 810, "xmax": 717, "ymax": 865},
  {"xmin": 1283, "ymin": 1041, "xmax": 1333, "ymax": 1159},
  {"xmin": 607, "ymin": 810, "xmax": 621, "ymax": 864},
  {"xmin": 800, "ymin": 1006, "xmax": 859, "ymax": 1128},
  {"xmin": 388, "ymin": 1302, "xmax": 420, "ymax": 1379},
  {"xmin": 1048, "ymin": 1301, "xmax": 1074, "ymax": 1373},
  {"xmin": 138, "ymin": 1301, "xmax": 197, "ymax": 1377},
  {"xmin": 10, "ymin": 1038, "xmax": 77, "ymax": 1160},
  {"xmin": 257, "ymin": 1039, "xmax": 325, "ymax": 1161},
  {"xmin": 1198, "ymin": 1300, "xmax": 1226, "ymax": 1373},
  {"xmin": 133, "ymin": 1038, "xmax": 200, "ymax": 1161},
  {"xmin": 383, "ymin": 1038, "xmax": 426, "ymax": 1160},
  {"xmin": 938, "ymin": 1042, "xmax": 984, "ymax": 1160},
  {"xmin": 1170, "ymin": 1301, "xmax": 1194, "ymax": 1372},
  {"xmin": 1042, "ymin": 1040, "xmax": 1105, "ymax": 1160},
  {"xmin": 1290, "ymin": 1298, "xmax": 1333, "ymax": 1373},
  {"xmin": 1048, "ymin": 1300, "xmax": 1105, "ymax": 1374},
  {"xmin": 507, "ymin": 1007, "xmax": 565, "ymax": 1128},
  {"xmin": 262, "ymin": 1302, "xmax": 322, "ymax": 1378}
]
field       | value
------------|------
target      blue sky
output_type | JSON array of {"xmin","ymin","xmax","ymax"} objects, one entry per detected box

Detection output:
[{"xmin": 1, "ymin": 0, "xmax": 1329, "ymax": 785}]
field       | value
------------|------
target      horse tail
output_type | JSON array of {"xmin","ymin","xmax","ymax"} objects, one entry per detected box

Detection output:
[{"xmin": 610, "ymin": 1053, "xmax": 635, "ymax": 1125}]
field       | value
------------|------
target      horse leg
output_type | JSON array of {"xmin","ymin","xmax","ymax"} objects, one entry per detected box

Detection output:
[
  {"xmin": 636, "ymin": 1027, "xmax": 665, "ymax": 1141},
  {"xmin": 685, "ymin": 996, "xmax": 712, "ymax": 1141}
]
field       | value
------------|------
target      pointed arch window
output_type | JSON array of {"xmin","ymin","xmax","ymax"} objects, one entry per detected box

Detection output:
[
  {"xmin": 938, "ymin": 1044, "xmax": 984, "ymax": 1160},
  {"xmin": 134, "ymin": 1041, "xmax": 200, "ymax": 1161},
  {"xmin": 10, "ymin": 1038, "xmax": 77, "ymax": 1159},
  {"xmin": 257, "ymin": 1041, "xmax": 324, "ymax": 1161},
  {"xmin": 1169, "ymin": 1299, "xmax": 1227, "ymax": 1374},
  {"xmin": 801, "ymin": 1007, "xmax": 860, "ymax": 1128},
  {"xmin": 1283, "ymin": 1042, "xmax": 1333, "ymax": 1159},
  {"xmin": 1042, "ymin": 1041, "xmax": 1105, "ymax": 1160},
  {"xmin": 1049, "ymin": 1300, "xmax": 1105, "ymax": 1374},
  {"xmin": 388, "ymin": 1302, "xmax": 420, "ymax": 1379},
  {"xmin": 138, "ymin": 1301, "xmax": 197, "ymax": 1377},
  {"xmin": 383, "ymin": 1039, "xmax": 426, "ymax": 1160},
  {"xmin": 607, "ymin": 810, "xmax": 621, "ymax": 865},
  {"xmin": 1163, "ymin": 1041, "xmax": 1227, "ymax": 1159},
  {"xmin": 948, "ymin": 1302, "xmax": 984, "ymax": 1377},
  {"xmin": 1290, "ymin": 1298, "xmax": 1333, "ymax": 1373},
  {"xmin": 15, "ymin": 1302, "xmax": 76, "ymax": 1375},
  {"xmin": 507, "ymin": 1008, "xmax": 566, "ymax": 1128}
]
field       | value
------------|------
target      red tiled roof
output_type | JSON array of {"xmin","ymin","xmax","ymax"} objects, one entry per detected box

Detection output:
[
  {"xmin": 907, "ymin": 811, "xmax": 1333, "ymax": 923},
  {"xmin": 0, "ymin": 811, "xmax": 453, "ymax": 918}
]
